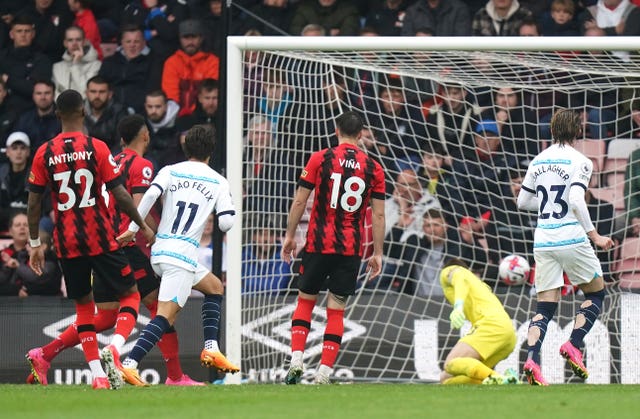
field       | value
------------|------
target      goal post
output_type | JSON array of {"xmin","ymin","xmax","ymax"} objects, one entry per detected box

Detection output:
[{"xmin": 225, "ymin": 36, "xmax": 640, "ymax": 384}]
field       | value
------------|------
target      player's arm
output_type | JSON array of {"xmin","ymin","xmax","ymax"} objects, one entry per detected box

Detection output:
[
  {"xmin": 517, "ymin": 169, "xmax": 538, "ymax": 211},
  {"xmin": 132, "ymin": 192, "xmax": 157, "ymax": 232},
  {"xmin": 125, "ymin": 184, "xmax": 163, "ymax": 232},
  {"xmin": 111, "ymin": 184, "xmax": 149, "ymax": 232},
  {"xmin": 282, "ymin": 186, "xmax": 312, "ymax": 263},
  {"xmin": 367, "ymin": 197, "xmax": 385, "ymax": 279},
  {"xmin": 443, "ymin": 267, "xmax": 470, "ymax": 329},
  {"xmin": 568, "ymin": 184, "xmax": 613, "ymax": 250},
  {"xmin": 26, "ymin": 150, "xmax": 47, "ymax": 275}
]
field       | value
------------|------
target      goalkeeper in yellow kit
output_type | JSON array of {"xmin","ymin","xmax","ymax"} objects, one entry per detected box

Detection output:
[{"xmin": 439, "ymin": 258, "xmax": 519, "ymax": 385}]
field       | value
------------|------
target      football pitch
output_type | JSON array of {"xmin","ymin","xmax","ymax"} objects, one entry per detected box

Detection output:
[{"xmin": 2, "ymin": 384, "xmax": 639, "ymax": 419}]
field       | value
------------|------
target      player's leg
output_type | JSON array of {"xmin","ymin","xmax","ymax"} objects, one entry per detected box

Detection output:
[
  {"xmin": 561, "ymin": 245, "xmax": 606, "ymax": 379},
  {"xmin": 523, "ymin": 251, "xmax": 563, "ymax": 386},
  {"xmin": 192, "ymin": 265, "xmax": 238, "ymax": 374},
  {"xmin": 441, "ymin": 340, "xmax": 504, "ymax": 385}
]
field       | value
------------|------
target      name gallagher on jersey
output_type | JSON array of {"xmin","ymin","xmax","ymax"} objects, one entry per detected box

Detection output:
[{"xmin": 531, "ymin": 164, "xmax": 570, "ymax": 182}]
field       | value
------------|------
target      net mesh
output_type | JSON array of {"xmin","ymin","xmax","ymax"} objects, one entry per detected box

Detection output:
[{"xmin": 235, "ymin": 45, "xmax": 640, "ymax": 384}]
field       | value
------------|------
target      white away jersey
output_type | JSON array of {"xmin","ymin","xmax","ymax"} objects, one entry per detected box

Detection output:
[
  {"xmin": 150, "ymin": 161, "xmax": 234, "ymax": 271},
  {"xmin": 521, "ymin": 143, "xmax": 592, "ymax": 250}
]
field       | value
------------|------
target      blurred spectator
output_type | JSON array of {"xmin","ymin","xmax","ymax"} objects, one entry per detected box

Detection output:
[
  {"xmin": 426, "ymin": 83, "xmax": 480, "ymax": 164},
  {"xmin": 623, "ymin": 98, "xmax": 640, "ymax": 139},
  {"xmin": 402, "ymin": 0, "xmax": 472, "ymax": 36},
  {"xmin": 239, "ymin": 0, "xmax": 293, "ymax": 35},
  {"xmin": 1, "ymin": 214, "xmax": 61, "ymax": 296},
  {"xmin": 201, "ymin": 0, "xmax": 225, "ymax": 57},
  {"xmin": 625, "ymin": 147, "xmax": 640, "ymax": 237},
  {"xmin": 539, "ymin": 0, "xmax": 580, "ymax": 36},
  {"xmin": 176, "ymin": 78, "xmax": 219, "ymax": 132},
  {"xmin": 241, "ymin": 219, "xmax": 291, "ymax": 294},
  {"xmin": 622, "ymin": 5, "xmax": 640, "ymax": 35},
  {"xmin": 289, "ymin": 0, "xmax": 360, "ymax": 36},
  {"xmin": 579, "ymin": 0, "xmax": 636, "ymax": 37},
  {"xmin": 68, "ymin": 0, "xmax": 103, "ymax": 60},
  {"xmin": 13, "ymin": 80, "xmax": 61, "ymax": 150},
  {"xmin": 20, "ymin": 0, "xmax": 74, "ymax": 63},
  {"xmin": 359, "ymin": 125, "xmax": 394, "ymax": 192},
  {"xmin": 0, "ymin": 3, "xmax": 22, "ymax": 50},
  {"xmin": 0, "ymin": 13, "xmax": 52, "ymax": 113},
  {"xmin": 300, "ymin": 22, "xmax": 326, "ymax": 35},
  {"xmin": 52, "ymin": 25, "xmax": 101, "ymax": 99},
  {"xmin": 162, "ymin": 19, "xmax": 220, "ymax": 117},
  {"xmin": 98, "ymin": 24, "xmax": 163, "ymax": 114},
  {"xmin": 83, "ymin": 76, "xmax": 129, "ymax": 151},
  {"xmin": 0, "ymin": 79, "xmax": 19, "ymax": 145},
  {"xmin": 365, "ymin": 0, "xmax": 410, "ymax": 36},
  {"xmin": 90, "ymin": 0, "xmax": 123, "ymax": 42},
  {"xmin": 472, "ymin": 0, "xmax": 533, "ymax": 36},
  {"xmin": 0, "ymin": 132, "xmax": 30, "ymax": 232},
  {"xmin": 585, "ymin": 189, "xmax": 615, "ymax": 280},
  {"xmin": 143, "ymin": 89, "xmax": 181, "ymax": 169},
  {"xmin": 517, "ymin": 15, "xmax": 541, "ymax": 36}
]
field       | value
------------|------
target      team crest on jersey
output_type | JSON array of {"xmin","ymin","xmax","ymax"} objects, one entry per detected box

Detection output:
[
  {"xmin": 142, "ymin": 166, "xmax": 153, "ymax": 179},
  {"xmin": 581, "ymin": 162, "xmax": 590, "ymax": 174},
  {"xmin": 301, "ymin": 169, "xmax": 308, "ymax": 178}
]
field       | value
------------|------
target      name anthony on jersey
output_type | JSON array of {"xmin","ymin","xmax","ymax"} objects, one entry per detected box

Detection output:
[
  {"xmin": 168, "ymin": 180, "xmax": 215, "ymax": 202},
  {"xmin": 530, "ymin": 164, "xmax": 570, "ymax": 182},
  {"xmin": 48, "ymin": 151, "xmax": 94, "ymax": 166}
]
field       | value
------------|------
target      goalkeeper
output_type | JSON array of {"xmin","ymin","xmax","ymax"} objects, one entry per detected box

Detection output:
[{"xmin": 439, "ymin": 258, "xmax": 518, "ymax": 385}]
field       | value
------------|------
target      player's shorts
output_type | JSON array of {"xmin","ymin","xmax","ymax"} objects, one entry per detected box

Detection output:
[
  {"xmin": 152, "ymin": 262, "xmax": 209, "ymax": 307},
  {"xmin": 297, "ymin": 252, "xmax": 361, "ymax": 297},
  {"xmin": 534, "ymin": 242, "xmax": 603, "ymax": 293},
  {"xmin": 60, "ymin": 249, "xmax": 135, "ymax": 300},
  {"xmin": 460, "ymin": 318, "xmax": 516, "ymax": 368},
  {"xmin": 93, "ymin": 245, "xmax": 160, "ymax": 303}
]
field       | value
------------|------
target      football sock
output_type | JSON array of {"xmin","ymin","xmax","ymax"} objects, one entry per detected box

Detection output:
[
  {"xmin": 75, "ymin": 301, "xmax": 100, "ymax": 363},
  {"xmin": 291, "ymin": 297, "xmax": 315, "ymax": 352},
  {"xmin": 570, "ymin": 289, "xmax": 605, "ymax": 348},
  {"xmin": 320, "ymin": 307, "xmax": 344, "ymax": 369},
  {"xmin": 202, "ymin": 294, "xmax": 222, "ymax": 342},
  {"xmin": 89, "ymin": 359, "xmax": 107, "ymax": 378},
  {"xmin": 527, "ymin": 301, "xmax": 558, "ymax": 364},
  {"xmin": 41, "ymin": 308, "xmax": 119, "ymax": 362},
  {"xmin": 442, "ymin": 375, "xmax": 482, "ymax": 385},
  {"xmin": 445, "ymin": 357, "xmax": 495, "ymax": 381},
  {"xmin": 114, "ymin": 291, "xmax": 140, "ymax": 342},
  {"xmin": 127, "ymin": 315, "xmax": 170, "ymax": 364},
  {"xmin": 158, "ymin": 329, "xmax": 183, "ymax": 380}
]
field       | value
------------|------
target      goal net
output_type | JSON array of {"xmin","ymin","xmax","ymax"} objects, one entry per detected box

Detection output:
[{"xmin": 225, "ymin": 36, "xmax": 640, "ymax": 384}]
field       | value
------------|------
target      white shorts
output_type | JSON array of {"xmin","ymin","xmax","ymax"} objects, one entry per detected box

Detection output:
[
  {"xmin": 153, "ymin": 262, "xmax": 210, "ymax": 307},
  {"xmin": 533, "ymin": 242, "xmax": 603, "ymax": 293}
]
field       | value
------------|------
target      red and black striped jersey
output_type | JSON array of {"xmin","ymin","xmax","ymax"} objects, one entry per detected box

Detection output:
[
  {"xmin": 298, "ymin": 143, "xmax": 385, "ymax": 256},
  {"xmin": 28, "ymin": 132, "xmax": 123, "ymax": 259},
  {"xmin": 111, "ymin": 148, "xmax": 154, "ymax": 246}
]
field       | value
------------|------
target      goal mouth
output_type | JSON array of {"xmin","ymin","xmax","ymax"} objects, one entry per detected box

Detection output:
[{"xmin": 225, "ymin": 36, "xmax": 640, "ymax": 384}]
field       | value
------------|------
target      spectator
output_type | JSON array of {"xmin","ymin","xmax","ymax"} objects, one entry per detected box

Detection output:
[
  {"xmin": 402, "ymin": 0, "xmax": 472, "ymax": 36},
  {"xmin": 622, "ymin": 4, "xmax": 640, "ymax": 35},
  {"xmin": 539, "ymin": 0, "xmax": 580, "ymax": 36},
  {"xmin": 67, "ymin": 0, "xmax": 103, "ymax": 60},
  {"xmin": 579, "ymin": 0, "xmax": 636, "ymax": 37},
  {"xmin": 625, "ymin": 147, "xmax": 640, "ymax": 237},
  {"xmin": 0, "ymin": 13, "xmax": 52, "ymax": 113},
  {"xmin": 83, "ymin": 76, "xmax": 130, "ymax": 152},
  {"xmin": 289, "ymin": 0, "xmax": 360, "ymax": 36},
  {"xmin": 0, "ymin": 132, "xmax": 30, "ymax": 232},
  {"xmin": 21, "ymin": 0, "xmax": 74, "ymax": 63},
  {"xmin": 239, "ymin": 0, "xmax": 293, "ymax": 35},
  {"xmin": 13, "ymin": 80, "xmax": 61, "ymax": 150},
  {"xmin": 14, "ymin": 229, "xmax": 62, "ymax": 296},
  {"xmin": 365, "ymin": 0, "xmax": 411, "ymax": 36},
  {"xmin": 518, "ymin": 15, "xmax": 541, "ymax": 35},
  {"xmin": 98, "ymin": 24, "xmax": 162, "ymax": 114},
  {"xmin": 359, "ymin": 125, "xmax": 394, "ymax": 192},
  {"xmin": 143, "ymin": 89, "xmax": 181, "ymax": 170},
  {"xmin": 52, "ymin": 25, "xmax": 101, "ymax": 99},
  {"xmin": 0, "ymin": 212, "xmax": 28, "ymax": 296},
  {"xmin": 162, "ymin": 19, "xmax": 220, "ymax": 118},
  {"xmin": 472, "ymin": 0, "xmax": 533, "ymax": 36},
  {"xmin": 0, "ymin": 79, "xmax": 20, "ymax": 145},
  {"xmin": 176, "ymin": 78, "xmax": 219, "ymax": 132},
  {"xmin": 241, "ymin": 219, "xmax": 291, "ymax": 294},
  {"xmin": 300, "ymin": 22, "xmax": 326, "ymax": 36}
]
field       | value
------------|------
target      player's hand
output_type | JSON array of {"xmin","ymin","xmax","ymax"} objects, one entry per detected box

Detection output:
[
  {"xmin": 281, "ymin": 236, "xmax": 297, "ymax": 264},
  {"xmin": 29, "ymin": 246, "xmax": 45, "ymax": 276},
  {"xmin": 449, "ymin": 300, "xmax": 466, "ymax": 329},
  {"xmin": 589, "ymin": 232, "xmax": 614, "ymax": 251},
  {"xmin": 141, "ymin": 225, "xmax": 156, "ymax": 247},
  {"xmin": 116, "ymin": 230, "xmax": 136, "ymax": 246},
  {"xmin": 366, "ymin": 254, "xmax": 382, "ymax": 279}
]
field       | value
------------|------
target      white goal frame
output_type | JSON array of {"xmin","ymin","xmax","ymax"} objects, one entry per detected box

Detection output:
[{"xmin": 224, "ymin": 36, "xmax": 640, "ymax": 384}]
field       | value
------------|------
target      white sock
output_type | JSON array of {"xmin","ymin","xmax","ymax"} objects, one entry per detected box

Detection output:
[
  {"xmin": 122, "ymin": 358, "xmax": 138, "ymax": 369},
  {"xmin": 291, "ymin": 350, "xmax": 303, "ymax": 365},
  {"xmin": 110, "ymin": 334, "xmax": 126, "ymax": 353},
  {"xmin": 89, "ymin": 360, "xmax": 106, "ymax": 378},
  {"xmin": 204, "ymin": 340, "xmax": 220, "ymax": 352},
  {"xmin": 317, "ymin": 364, "xmax": 333, "ymax": 377}
]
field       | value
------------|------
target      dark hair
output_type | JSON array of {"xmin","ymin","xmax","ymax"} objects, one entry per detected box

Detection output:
[
  {"xmin": 118, "ymin": 114, "xmax": 147, "ymax": 145},
  {"xmin": 423, "ymin": 208, "xmax": 445, "ymax": 220},
  {"xmin": 184, "ymin": 124, "xmax": 215, "ymax": 161},
  {"xmin": 10, "ymin": 13, "xmax": 34, "ymax": 28},
  {"xmin": 422, "ymin": 140, "xmax": 444, "ymax": 156},
  {"xmin": 118, "ymin": 23, "xmax": 144, "ymax": 41},
  {"xmin": 86, "ymin": 75, "xmax": 110, "ymax": 89},
  {"xmin": 9, "ymin": 211, "xmax": 27, "ymax": 227},
  {"xmin": 33, "ymin": 79, "xmax": 55, "ymax": 91},
  {"xmin": 56, "ymin": 89, "xmax": 84, "ymax": 118},
  {"xmin": 199, "ymin": 78, "xmax": 219, "ymax": 94},
  {"xmin": 551, "ymin": 109, "xmax": 581, "ymax": 145},
  {"xmin": 442, "ymin": 257, "xmax": 469, "ymax": 270},
  {"xmin": 518, "ymin": 16, "xmax": 541, "ymax": 35},
  {"xmin": 146, "ymin": 89, "xmax": 167, "ymax": 102},
  {"xmin": 65, "ymin": 25, "xmax": 85, "ymax": 39},
  {"xmin": 336, "ymin": 111, "xmax": 363, "ymax": 137}
]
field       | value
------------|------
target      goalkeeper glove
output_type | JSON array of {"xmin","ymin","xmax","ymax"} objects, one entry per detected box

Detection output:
[{"xmin": 449, "ymin": 300, "xmax": 466, "ymax": 329}]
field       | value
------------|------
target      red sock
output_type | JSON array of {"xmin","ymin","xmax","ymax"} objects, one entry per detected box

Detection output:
[
  {"xmin": 291, "ymin": 297, "xmax": 315, "ymax": 352},
  {"xmin": 158, "ymin": 330, "xmax": 183, "ymax": 380},
  {"xmin": 75, "ymin": 301, "xmax": 99, "ymax": 363},
  {"xmin": 320, "ymin": 307, "xmax": 344, "ymax": 368},
  {"xmin": 114, "ymin": 291, "xmax": 140, "ymax": 340},
  {"xmin": 41, "ymin": 308, "xmax": 119, "ymax": 362}
]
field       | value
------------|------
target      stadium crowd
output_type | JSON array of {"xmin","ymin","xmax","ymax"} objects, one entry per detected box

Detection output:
[{"xmin": 1, "ymin": 0, "xmax": 640, "ymax": 297}]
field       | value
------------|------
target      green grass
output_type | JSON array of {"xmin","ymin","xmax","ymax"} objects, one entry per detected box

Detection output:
[{"xmin": 3, "ymin": 384, "xmax": 639, "ymax": 419}]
